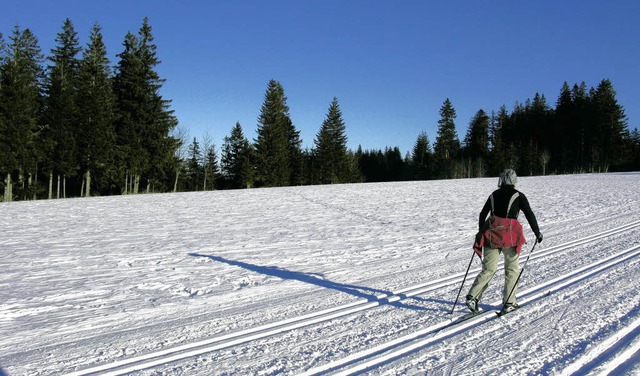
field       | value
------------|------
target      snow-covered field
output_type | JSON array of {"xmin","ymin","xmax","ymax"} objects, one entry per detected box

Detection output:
[{"xmin": 1, "ymin": 173, "xmax": 640, "ymax": 376}]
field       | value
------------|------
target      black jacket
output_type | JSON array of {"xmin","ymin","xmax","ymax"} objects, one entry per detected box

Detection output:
[{"xmin": 479, "ymin": 185, "xmax": 540, "ymax": 236}]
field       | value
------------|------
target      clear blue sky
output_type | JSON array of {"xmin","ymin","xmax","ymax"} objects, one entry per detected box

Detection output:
[{"xmin": 3, "ymin": 0, "xmax": 639, "ymax": 155}]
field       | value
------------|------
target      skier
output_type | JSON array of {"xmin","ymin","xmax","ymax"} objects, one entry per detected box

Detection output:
[{"xmin": 465, "ymin": 169, "xmax": 543, "ymax": 314}]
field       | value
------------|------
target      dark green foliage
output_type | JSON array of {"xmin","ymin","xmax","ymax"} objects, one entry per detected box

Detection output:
[
  {"xmin": 113, "ymin": 31, "xmax": 147, "ymax": 192},
  {"xmin": 137, "ymin": 19, "xmax": 179, "ymax": 192},
  {"xmin": 42, "ymin": 18, "xmax": 82, "ymax": 197},
  {"xmin": 186, "ymin": 137, "xmax": 202, "ymax": 191},
  {"xmin": 77, "ymin": 23, "xmax": 116, "ymax": 196},
  {"xmin": 490, "ymin": 80, "xmax": 631, "ymax": 175},
  {"xmin": 113, "ymin": 18, "xmax": 178, "ymax": 194},
  {"xmin": 629, "ymin": 129, "xmax": 640, "ymax": 170},
  {"xmin": 182, "ymin": 134, "xmax": 219, "ymax": 192},
  {"xmin": 487, "ymin": 107, "xmax": 515, "ymax": 174},
  {"xmin": 2, "ymin": 17, "xmax": 639, "ymax": 199},
  {"xmin": 464, "ymin": 110, "xmax": 490, "ymax": 160},
  {"xmin": 411, "ymin": 132, "xmax": 433, "ymax": 180},
  {"xmin": 591, "ymin": 79, "xmax": 628, "ymax": 171},
  {"xmin": 313, "ymin": 97, "xmax": 350, "ymax": 184},
  {"xmin": 221, "ymin": 122, "xmax": 253, "ymax": 189},
  {"xmin": 357, "ymin": 146, "xmax": 407, "ymax": 182},
  {"xmin": 0, "ymin": 26, "xmax": 45, "ymax": 200},
  {"xmin": 0, "ymin": 31, "xmax": 5, "ymax": 194},
  {"xmin": 433, "ymin": 98, "xmax": 461, "ymax": 179},
  {"xmin": 0, "ymin": 19, "xmax": 180, "ymax": 200},
  {"xmin": 462, "ymin": 109, "xmax": 490, "ymax": 177},
  {"xmin": 203, "ymin": 140, "xmax": 220, "ymax": 191},
  {"xmin": 384, "ymin": 147, "xmax": 406, "ymax": 181},
  {"xmin": 519, "ymin": 93, "xmax": 553, "ymax": 176},
  {"xmin": 254, "ymin": 80, "xmax": 301, "ymax": 187}
]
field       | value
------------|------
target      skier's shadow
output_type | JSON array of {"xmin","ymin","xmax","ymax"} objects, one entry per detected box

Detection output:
[{"xmin": 189, "ymin": 253, "xmax": 440, "ymax": 312}]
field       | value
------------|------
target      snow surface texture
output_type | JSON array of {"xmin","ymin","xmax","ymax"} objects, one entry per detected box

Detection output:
[{"xmin": 1, "ymin": 173, "xmax": 640, "ymax": 375}]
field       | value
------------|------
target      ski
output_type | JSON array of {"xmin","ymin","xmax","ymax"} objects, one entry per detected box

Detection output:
[
  {"xmin": 456, "ymin": 310, "xmax": 484, "ymax": 321},
  {"xmin": 435, "ymin": 306, "xmax": 519, "ymax": 338},
  {"xmin": 440, "ymin": 309, "xmax": 484, "ymax": 331},
  {"xmin": 496, "ymin": 306, "xmax": 520, "ymax": 317}
]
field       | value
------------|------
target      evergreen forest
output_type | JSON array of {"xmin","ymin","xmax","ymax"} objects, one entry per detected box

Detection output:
[{"xmin": 1, "ymin": 19, "xmax": 639, "ymax": 202}]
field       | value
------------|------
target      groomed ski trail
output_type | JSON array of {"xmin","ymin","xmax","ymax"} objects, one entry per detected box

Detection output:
[
  {"xmin": 300, "ymin": 243, "xmax": 640, "ymax": 375},
  {"xmin": 62, "ymin": 220, "xmax": 640, "ymax": 376},
  {"xmin": 559, "ymin": 315, "xmax": 640, "ymax": 375}
]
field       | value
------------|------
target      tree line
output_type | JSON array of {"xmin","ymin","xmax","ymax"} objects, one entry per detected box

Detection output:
[
  {"xmin": 2, "ymin": 19, "xmax": 639, "ymax": 201},
  {"xmin": 1, "ymin": 18, "xmax": 179, "ymax": 201},
  {"xmin": 186, "ymin": 78, "xmax": 639, "ymax": 189},
  {"xmin": 403, "ymin": 82, "xmax": 639, "ymax": 182}
]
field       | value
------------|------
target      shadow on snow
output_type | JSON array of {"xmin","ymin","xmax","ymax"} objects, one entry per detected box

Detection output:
[{"xmin": 188, "ymin": 252, "xmax": 447, "ymax": 312}]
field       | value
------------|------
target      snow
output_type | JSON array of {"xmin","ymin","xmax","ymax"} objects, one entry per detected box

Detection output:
[{"xmin": 1, "ymin": 173, "xmax": 640, "ymax": 375}]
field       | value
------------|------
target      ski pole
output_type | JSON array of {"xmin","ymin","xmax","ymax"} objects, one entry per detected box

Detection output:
[
  {"xmin": 503, "ymin": 239, "xmax": 539, "ymax": 307},
  {"xmin": 449, "ymin": 250, "xmax": 478, "ymax": 314}
]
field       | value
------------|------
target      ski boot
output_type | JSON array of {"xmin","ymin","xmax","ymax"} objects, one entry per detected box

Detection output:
[{"xmin": 465, "ymin": 295, "xmax": 479, "ymax": 313}]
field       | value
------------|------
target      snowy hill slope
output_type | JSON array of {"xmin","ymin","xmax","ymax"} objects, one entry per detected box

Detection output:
[{"xmin": 1, "ymin": 173, "xmax": 639, "ymax": 375}]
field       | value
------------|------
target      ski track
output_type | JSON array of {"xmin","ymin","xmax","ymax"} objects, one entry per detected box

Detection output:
[
  {"xmin": 44, "ymin": 220, "xmax": 640, "ymax": 375},
  {"xmin": 301, "ymin": 243, "xmax": 640, "ymax": 375},
  {"xmin": 2, "ymin": 174, "xmax": 640, "ymax": 375},
  {"xmin": 135, "ymin": 228, "xmax": 640, "ymax": 376},
  {"xmin": 559, "ymin": 314, "xmax": 640, "ymax": 376}
]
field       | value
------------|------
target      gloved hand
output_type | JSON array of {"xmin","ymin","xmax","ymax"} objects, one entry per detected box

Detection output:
[{"xmin": 535, "ymin": 232, "xmax": 543, "ymax": 243}]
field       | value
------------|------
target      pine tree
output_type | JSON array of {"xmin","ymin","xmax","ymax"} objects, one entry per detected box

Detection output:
[
  {"xmin": 411, "ymin": 131, "xmax": 433, "ymax": 180},
  {"xmin": 42, "ymin": 18, "xmax": 81, "ymax": 198},
  {"xmin": 113, "ymin": 31, "xmax": 144, "ymax": 193},
  {"xmin": 314, "ymin": 97, "xmax": 349, "ymax": 184},
  {"xmin": 554, "ymin": 82, "xmax": 576, "ymax": 172},
  {"xmin": 385, "ymin": 146, "xmax": 405, "ymax": 181},
  {"xmin": 462, "ymin": 109, "xmax": 490, "ymax": 177},
  {"xmin": 113, "ymin": 18, "xmax": 178, "ymax": 194},
  {"xmin": 464, "ymin": 110, "xmax": 490, "ymax": 160},
  {"xmin": 170, "ymin": 125, "xmax": 189, "ymax": 193},
  {"xmin": 313, "ymin": 125, "xmax": 332, "ymax": 184},
  {"xmin": 254, "ymin": 80, "xmax": 300, "ymax": 187},
  {"xmin": 137, "ymin": 17, "xmax": 179, "ymax": 193},
  {"xmin": 571, "ymin": 82, "xmax": 592, "ymax": 172},
  {"xmin": 433, "ymin": 98, "xmax": 461, "ymax": 179},
  {"xmin": 77, "ymin": 22, "xmax": 115, "ymax": 197},
  {"xmin": 488, "ymin": 108, "xmax": 506, "ymax": 175},
  {"xmin": 0, "ymin": 26, "xmax": 45, "ymax": 201},
  {"xmin": 200, "ymin": 132, "xmax": 219, "ymax": 191},
  {"xmin": 630, "ymin": 128, "xmax": 640, "ymax": 170},
  {"xmin": 526, "ymin": 93, "xmax": 553, "ymax": 175},
  {"xmin": 222, "ymin": 122, "xmax": 253, "ymax": 189},
  {"xmin": 203, "ymin": 142, "xmax": 219, "ymax": 190},
  {"xmin": 186, "ymin": 137, "xmax": 202, "ymax": 191},
  {"xmin": 591, "ymin": 79, "xmax": 628, "ymax": 171},
  {"xmin": 0, "ymin": 32, "xmax": 6, "ymax": 200},
  {"xmin": 344, "ymin": 149, "xmax": 361, "ymax": 183},
  {"xmin": 357, "ymin": 148, "xmax": 381, "ymax": 182},
  {"xmin": 285, "ymin": 115, "xmax": 303, "ymax": 186}
]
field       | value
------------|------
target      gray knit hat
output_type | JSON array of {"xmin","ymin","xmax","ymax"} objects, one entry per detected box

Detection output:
[{"xmin": 498, "ymin": 169, "xmax": 518, "ymax": 187}]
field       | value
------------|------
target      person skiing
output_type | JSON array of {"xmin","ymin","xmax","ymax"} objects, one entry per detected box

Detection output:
[{"xmin": 465, "ymin": 169, "xmax": 543, "ymax": 314}]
